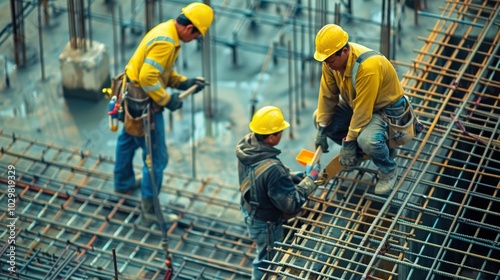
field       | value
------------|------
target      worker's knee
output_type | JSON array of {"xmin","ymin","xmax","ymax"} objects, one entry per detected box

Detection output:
[{"xmin": 357, "ymin": 131, "xmax": 386, "ymax": 154}]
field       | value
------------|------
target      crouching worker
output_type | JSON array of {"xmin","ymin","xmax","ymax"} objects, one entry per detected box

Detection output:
[{"xmin": 236, "ymin": 106, "xmax": 321, "ymax": 280}]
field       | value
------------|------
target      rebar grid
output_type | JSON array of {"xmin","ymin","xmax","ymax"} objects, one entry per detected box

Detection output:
[
  {"xmin": 267, "ymin": 1, "xmax": 500, "ymax": 279},
  {"xmin": 0, "ymin": 131, "xmax": 253, "ymax": 279}
]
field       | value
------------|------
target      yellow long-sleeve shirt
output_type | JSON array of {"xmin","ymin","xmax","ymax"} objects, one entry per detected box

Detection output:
[
  {"xmin": 316, "ymin": 42, "xmax": 404, "ymax": 139},
  {"xmin": 125, "ymin": 20, "xmax": 187, "ymax": 106}
]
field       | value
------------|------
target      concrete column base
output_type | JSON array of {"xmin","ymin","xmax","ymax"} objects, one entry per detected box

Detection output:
[{"xmin": 59, "ymin": 41, "xmax": 111, "ymax": 101}]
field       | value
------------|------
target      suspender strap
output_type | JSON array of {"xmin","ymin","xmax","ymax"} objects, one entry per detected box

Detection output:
[
  {"xmin": 239, "ymin": 160, "xmax": 278, "ymax": 192},
  {"xmin": 240, "ymin": 159, "xmax": 279, "ymax": 217},
  {"xmin": 352, "ymin": 50, "xmax": 381, "ymax": 90}
]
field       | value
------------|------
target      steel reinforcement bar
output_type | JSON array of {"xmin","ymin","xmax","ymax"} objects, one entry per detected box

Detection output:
[
  {"xmin": 0, "ymin": 131, "xmax": 253, "ymax": 279},
  {"xmin": 266, "ymin": 1, "xmax": 500, "ymax": 279}
]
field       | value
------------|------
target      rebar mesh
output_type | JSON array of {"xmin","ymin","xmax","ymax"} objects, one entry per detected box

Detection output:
[
  {"xmin": 0, "ymin": 132, "xmax": 253, "ymax": 279},
  {"xmin": 266, "ymin": 1, "xmax": 500, "ymax": 279}
]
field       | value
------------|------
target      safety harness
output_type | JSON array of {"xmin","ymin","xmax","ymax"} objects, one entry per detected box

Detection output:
[
  {"xmin": 351, "ymin": 49, "xmax": 424, "ymax": 147},
  {"xmin": 351, "ymin": 50, "xmax": 381, "ymax": 90},
  {"xmin": 240, "ymin": 159, "xmax": 279, "ymax": 220}
]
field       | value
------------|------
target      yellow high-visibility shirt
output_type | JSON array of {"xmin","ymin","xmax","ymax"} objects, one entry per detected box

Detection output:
[
  {"xmin": 125, "ymin": 20, "xmax": 187, "ymax": 106},
  {"xmin": 316, "ymin": 42, "xmax": 404, "ymax": 139}
]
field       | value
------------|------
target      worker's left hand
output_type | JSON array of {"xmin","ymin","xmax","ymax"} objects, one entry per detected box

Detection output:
[
  {"xmin": 339, "ymin": 138, "xmax": 359, "ymax": 168},
  {"xmin": 178, "ymin": 77, "xmax": 206, "ymax": 93},
  {"xmin": 289, "ymin": 171, "xmax": 305, "ymax": 183}
]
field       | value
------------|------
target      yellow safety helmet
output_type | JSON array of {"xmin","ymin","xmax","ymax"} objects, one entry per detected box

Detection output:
[
  {"xmin": 314, "ymin": 24, "xmax": 349, "ymax": 62},
  {"xmin": 249, "ymin": 106, "xmax": 290, "ymax": 135},
  {"xmin": 181, "ymin": 2, "xmax": 214, "ymax": 37}
]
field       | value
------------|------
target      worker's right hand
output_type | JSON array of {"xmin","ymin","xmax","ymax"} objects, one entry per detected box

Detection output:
[
  {"xmin": 178, "ymin": 77, "xmax": 206, "ymax": 93},
  {"xmin": 165, "ymin": 93, "xmax": 183, "ymax": 111},
  {"xmin": 339, "ymin": 138, "xmax": 359, "ymax": 168},
  {"xmin": 314, "ymin": 126, "xmax": 329, "ymax": 153},
  {"xmin": 306, "ymin": 163, "xmax": 321, "ymax": 180}
]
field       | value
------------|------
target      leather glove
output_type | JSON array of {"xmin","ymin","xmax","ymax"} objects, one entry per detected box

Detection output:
[
  {"xmin": 339, "ymin": 138, "xmax": 359, "ymax": 168},
  {"xmin": 314, "ymin": 126, "xmax": 329, "ymax": 153},
  {"xmin": 290, "ymin": 171, "xmax": 305, "ymax": 184},
  {"xmin": 306, "ymin": 163, "xmax": 321, "ymax": 180},
  {"xmin": 165, "ymin": 93, "xmax": 183, "ymax": 111},
  {"xmin": 178, "ymin": 77, "xmax": 206, "ymax": 93}
]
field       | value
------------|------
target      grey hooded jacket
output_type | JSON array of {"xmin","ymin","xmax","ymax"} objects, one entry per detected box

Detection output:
[{"xmin": 236, "ymin": 133, "xmax": 315, "ymax": 222}]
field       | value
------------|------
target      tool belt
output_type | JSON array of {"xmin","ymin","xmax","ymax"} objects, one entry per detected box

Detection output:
[
  {"xmin": 380, "ymin": 96, "xmax": 421, "ymax": 148},
  {"xmin": 111, "ymin": 73, "xmax": 163, "ymax": 137},
  {"xmin": 124, "ymin": 83, "xmax": 165, "ymax": 137}
]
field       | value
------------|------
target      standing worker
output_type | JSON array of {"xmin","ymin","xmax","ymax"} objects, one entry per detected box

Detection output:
[
  {"xmin": 113, "ymin": 3, "xmax": 214, "ymax": 226},
  {"xmin": 313, "ymin": 24, "xmax": 418, "ymax": 195},
  {"xmin": 236, "ymin": 106, "xmax": 321, "ymax": 279}
]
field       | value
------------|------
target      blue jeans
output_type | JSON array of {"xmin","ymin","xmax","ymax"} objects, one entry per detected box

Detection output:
[
  {"xmin": 324, "ymin": 98, "xmax": 406, "ymax": 174},
  {"xmin": 114, "ymin": 111, "xmax": 168, "ymax": 199},
  {"xmin": 243, "ymin": 210, "xmax": 284, "ymax": 280}
]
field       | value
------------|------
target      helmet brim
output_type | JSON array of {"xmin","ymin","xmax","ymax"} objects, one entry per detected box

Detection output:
[{"xmin": 314, "ymin": 51, "xmax": 328, "ymax": 62}]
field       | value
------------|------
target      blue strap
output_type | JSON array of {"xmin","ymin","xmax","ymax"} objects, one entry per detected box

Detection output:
[{"xmin": 352, "ymin": 50, "xmax": 382, "ymax": 90}]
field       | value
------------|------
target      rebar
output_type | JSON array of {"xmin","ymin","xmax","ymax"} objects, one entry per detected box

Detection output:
[
  {"xmin": 0, "ymin": 131, "xmax": 253, "ymax": 279},
  {"xmin": 266, "ymin": 1, "xmax": 500, "ymax": 279}
]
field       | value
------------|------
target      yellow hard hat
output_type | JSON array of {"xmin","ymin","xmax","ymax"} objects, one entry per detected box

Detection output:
[
  {"xmin": 181, "ymin": 2, "xmax": 214, "ymax": 37},
  {"xmin": 249, "ymin": 106, "xmax": 290, "ymax": 135},
  {"xmin": 314, "ymin": 24, "xmax": 349, "ymax": 62}
]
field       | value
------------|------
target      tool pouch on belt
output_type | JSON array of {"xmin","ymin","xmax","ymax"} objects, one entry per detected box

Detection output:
[
  {"xmin": 123, "ymin": 100, "xmax": 147, "ymax": 137},
  {"xmin": 381, "ymin": 96, "xmax": 418, "ymax": 148},
  {"xmin": 124, "ymin": 84, "xmax": 152, "ymax": 137}
]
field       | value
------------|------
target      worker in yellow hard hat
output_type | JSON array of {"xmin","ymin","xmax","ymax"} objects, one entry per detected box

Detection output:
[
  {"xmin": 313, "ymin": 24, "xmax": 419, "ymax": 195},
  {"xmin": 113, "ymin": 2, "xmax": 214, "ymax": 226},
  {"xmin": 236, "ymin": 106, "xmax": 320, "ymax": 280}
]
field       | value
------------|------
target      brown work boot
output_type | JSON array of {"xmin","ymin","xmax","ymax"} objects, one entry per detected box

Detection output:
[
  {"xmin": 140, "ymin": 198, "xmax": 179, "ymax": 227},
  {"xmin": 375, "ymin": 168, "xmax": 399, "ymax": 195}
]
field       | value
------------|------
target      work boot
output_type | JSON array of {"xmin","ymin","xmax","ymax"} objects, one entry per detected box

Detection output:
[
  {"xmin": 375, "ymin": 168, "xmax": 399, "ymax": 195},
  {"xmin": 140, "ymin": 198, "xmax": 179, "ymax": 227},
  {"xmin": 115, "ymin": 175, "xmax": 142, "ymax": 194}
]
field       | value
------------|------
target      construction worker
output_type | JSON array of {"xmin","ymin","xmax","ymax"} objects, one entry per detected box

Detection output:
[
  {"xmin": 236, "ymin": 106, "xmax": 321, "ymax": 280},
  {"xmin": 113, "ymin": 2, "xmax": 214, "ymax": 226},
  {"xmin": 313, "ymin": 24, "xmax": 409, "ymax": 195}
]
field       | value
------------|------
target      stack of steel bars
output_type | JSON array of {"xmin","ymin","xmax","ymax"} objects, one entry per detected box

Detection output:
[
  {"xmin": 0, "ymin": 131, "xmax": 253, "ymax": 279},
  {"xmin": 266, "ymin": 1, "xmax": 500, "ymax": 279}
]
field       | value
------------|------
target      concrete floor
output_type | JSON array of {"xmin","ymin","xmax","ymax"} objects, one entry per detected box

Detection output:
[{"xmin": 0, "ymin": 0, "xmax": 441, "ymax": 188}]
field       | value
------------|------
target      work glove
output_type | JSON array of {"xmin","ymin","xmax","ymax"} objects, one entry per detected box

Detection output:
[
  {"xmin": 165, "ymin": 93, "xmax": 183, "ymax": 112},
  {"xmin": 314, "ymin": 126, "xmax": 329, "ymax": 153},
  {"xmin": 306, "ymin": 163, "xmax": 321, "ymax": 181},
  {"xmin": 178, "ymin": 77, "xmax": 206, "ymax": 93},
  {"xmin": 297, "ymin": 165, "xmax": 321, "ymax": 196},
  {"xmin": 339, "ymin": 138, "xmax": 359, "ymax": 168},
  {"xmin": 289, "ymin": 171, "xmax": 305, "ymax": 184}
]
